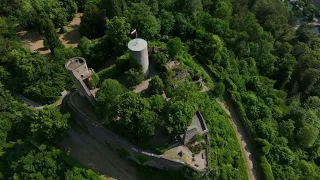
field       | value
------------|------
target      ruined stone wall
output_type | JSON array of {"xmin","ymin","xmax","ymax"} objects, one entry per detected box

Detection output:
[{"xmin": 63, "ymin": 92, "xmax": 186, "ymax": 171}]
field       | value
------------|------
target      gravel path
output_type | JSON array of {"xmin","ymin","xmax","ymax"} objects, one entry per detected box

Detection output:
[{"xmin": 193, "ymin": 59, "xmax": 262, "ymax": 180}]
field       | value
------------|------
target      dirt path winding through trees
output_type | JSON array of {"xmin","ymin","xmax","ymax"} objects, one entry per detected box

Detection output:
[{"xmin": 194, "ymin": 59, "xmax": 262, "ymax": 180}]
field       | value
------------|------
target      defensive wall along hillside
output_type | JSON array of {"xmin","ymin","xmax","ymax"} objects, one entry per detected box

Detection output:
[{"xmin": 63, "ymin": 91, "xmax": 209, "ymax": 178}]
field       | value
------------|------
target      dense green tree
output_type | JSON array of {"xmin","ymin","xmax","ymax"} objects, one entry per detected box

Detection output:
[
  {"xmin": 279, "ymin": 119, "xmax": 295, "ymax": 141},
  {"xmin": 213, "ymin": 82, "xmax": 225, "ymax": 97},
  {"xmin": 77, "ymin": 37, "xmax": 96, "ymax": 59},
  {"xmin": 255, "ymin": 138, "xmax": 272, "ymax": 155},
  {"xmin": 173, "ymin": 13, "xmax": 189, "ymax": 40},
  {"xmin": 167, "ymin": 37, "xmax": 184, "ymax": 58},
  {"xmin": 296, "ymin": 23, "xmax": 317, "ymax": 43},
  {"xmin": 4, "ymin": 48, "xmax": 68, "ymax": 103},
  {"xmin": 53, "ymin": 47, "xmax": 82, "ymax": 64},
  {"xmin": 0, "ymin": 0, "xmax": 23, "ymax": 17},
  {"xmin": 30, "ymin": 106, "xmax": 70, "ymax": 143},
  {"xmin": 74, "ymin": 0, "xmax": 87, "ymax": 12},
  {"xmin": 43, "ymin": 19, "xmax": 63, "ymax": 54},
  {"xmin": 148, "ymin": 76, "xmax": 164, "ymax": 95},
  {"xmin": 159, "ymin": 9, "xmax": 175, "ymax": 36},
  {"xmin": 165, "ymin": 100, "xmax": 194, "ymax": 134},
  {"xmin": 152, "ymin": 52, "xmax": 167, "ymax": 70},
  {"xmin": 19, "ymin": 0, "xmax": 69, "ymax": 30},
  {"xmin": 11, "ymin": 146, "xmax": 64, "ymax": 179},
  {"xmin": 212, "ymin": 0, "xmax": 232, "ymax": 21},
  {"xmin": 95, "ymin": 79, "xmax": 127, "ymax": 121},
  {"xmin": 178, "ymin": 0, "xmax": 203, "ymax": 15},
  {"xmin": 125, "ymin": 69, "xmax": 144, "ymax": 87},
  {"xmin": 80, "ymin": 4, "xmax": 106, "ymax": 39},
  {"xmin": 60, "ymin": 0, "xmax": 78, "ymax": 20},
  {"xmin": 297, "ymin": 124, "xmax": 319, "ymax": 149},
  {"xmin": 148, "ymin": 94, "xmax": 165, "ymax": 114},
  {"xmin": 135, "ymin": 110, "xmax": 158, "ymax": 138},
  {"xmin": 105, "ymin": 16, "xmax": 130, "ymax": 55},
  {"xmin": 117, "ymin": 92, "xmax": 157, "ymax": 141},
  {"xmin": 102, "ymin": 0, "xmax": 126, "ymax": 18},
  {"xmin": 125, "ymin": 3, "xmax": 160, "ymax": 39}
]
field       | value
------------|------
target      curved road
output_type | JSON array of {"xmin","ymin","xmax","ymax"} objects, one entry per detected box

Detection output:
[
  {"xmin": 194, "ymin": 59, "xmax": 262, "ymax": 180},
  {"xmin": 12, "ymin": 91, "xmax": 140, "ymax": 180}
]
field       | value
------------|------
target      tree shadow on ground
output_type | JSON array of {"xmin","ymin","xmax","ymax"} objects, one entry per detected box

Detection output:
[{"xmin": 61, "ymin": 26, "xmax": 81, "ymax": 45}]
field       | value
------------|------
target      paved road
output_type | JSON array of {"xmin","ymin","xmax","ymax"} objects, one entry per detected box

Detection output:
[
  {"xmin": 67, "ymin": 92, "xmax": 143, "ymax": 180},
  {"xmin": 12, "ymin": 91, "xmax": 139, "ymax": 180},
  {"xmin": 60, "ymin": 124, "xmax": 140, "ymax": 180},
  {"xmin": 12, "ymin": 91, "xmax": 70, "ymax": 109},
  {"xmin": 193, "ymin": 59, "xmax": 262, "ymax": 180},
  {"xmin": 12, "ymin": 92, "xmax": 44, "ymax": 109}
]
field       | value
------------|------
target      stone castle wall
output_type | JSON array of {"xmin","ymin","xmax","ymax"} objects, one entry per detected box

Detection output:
[{"xmin": 63, "ymin": 92, "xmax": 188, "ymax": 171}]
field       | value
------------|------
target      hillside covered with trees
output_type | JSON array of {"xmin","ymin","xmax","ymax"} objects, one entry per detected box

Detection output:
[{"xmin": 1, "ymin": 0, "xmax": 320, "ymax": 179}]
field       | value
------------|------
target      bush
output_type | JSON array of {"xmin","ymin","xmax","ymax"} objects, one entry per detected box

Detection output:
[
  {"xmin": 148, "ymin": 76, "xmax": 164, "ymax": 94},
  {"xmin": 125, "ymin": 69, "xmax": 144, "ymax": 87},
  {"xmin": 190, "ymin": 143, "xmax": 204, "ymax": 154}
]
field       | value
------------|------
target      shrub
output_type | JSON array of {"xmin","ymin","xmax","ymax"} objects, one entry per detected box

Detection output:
[
  {"xmin": 190, "ymin": 143, "xmax": 203, "ymax": 154},
  {"xmin": 148, "ymin": 76, "xmax": 164, "ymax": 94}
]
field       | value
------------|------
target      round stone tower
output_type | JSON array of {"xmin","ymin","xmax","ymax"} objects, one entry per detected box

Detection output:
[
  {"xmin": 128, "ymin": 38, "xmax": 149, "ymax": 77},
  {"xmin": 65, "ymin": 57, "xmax": 90, "ymax": 81},
  {"xmin": 65, "ymin": 57, "xmax": 95, "ymax": 105}
]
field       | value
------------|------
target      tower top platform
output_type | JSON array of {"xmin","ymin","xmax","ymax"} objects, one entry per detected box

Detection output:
[
  {"xmin": 128, "ymin": 38, "xmax": 147, "ymax": 52},
  {"xmin": 65, "ymin": 57, "xmax": 86, "ymax": 71}
]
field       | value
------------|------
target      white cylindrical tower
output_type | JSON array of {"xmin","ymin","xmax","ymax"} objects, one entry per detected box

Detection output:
[{"xmin": 128, "ymin": 38, "xmax": 149, "ymax": 77}]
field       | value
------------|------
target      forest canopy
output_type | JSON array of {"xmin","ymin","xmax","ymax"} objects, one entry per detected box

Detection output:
[{"xmin": 1, "ymin": 0, "xmax": 320, "ymax": 179}]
